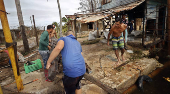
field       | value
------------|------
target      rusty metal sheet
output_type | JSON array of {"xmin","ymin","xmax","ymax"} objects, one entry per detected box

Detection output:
[{"xmin": 110, "ymin": 0, "xmax": 145, "ymax": 13}]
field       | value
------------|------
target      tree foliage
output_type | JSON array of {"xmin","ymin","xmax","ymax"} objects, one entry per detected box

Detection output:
[
  {"xmin": 78, "ymin": 0, "xmax": 100, "ymax": 13},
  {"xmin": 53, "ymin": 16, "xmax": 71, "ymax": 35}
]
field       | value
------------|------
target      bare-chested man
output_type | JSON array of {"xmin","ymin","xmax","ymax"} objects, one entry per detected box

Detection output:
[{"xmin": 107, "ymin": 18, "xmax": 127, "ymax": 65}]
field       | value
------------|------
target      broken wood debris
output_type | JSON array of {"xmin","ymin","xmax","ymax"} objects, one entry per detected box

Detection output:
[{"xmin": 84, "ymin": 73, "xmax": 120, "ymax": 94}]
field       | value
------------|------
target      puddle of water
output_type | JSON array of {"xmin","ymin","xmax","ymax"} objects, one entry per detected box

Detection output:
[{"xmin": 131, "ymin": 61, "xmax": 170, "ymax": 94}]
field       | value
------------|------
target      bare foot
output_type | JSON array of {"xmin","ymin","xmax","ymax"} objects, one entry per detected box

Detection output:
[
  {"xmin": 116, "ymin": 59, "xmax": 121, "ymax": 66},
  {"xmin": 122, "ymin": 56, "xmax": 125, "ymax": 62}
]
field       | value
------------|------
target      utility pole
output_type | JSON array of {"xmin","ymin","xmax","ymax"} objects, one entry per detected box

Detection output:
[
  {"xmin": 15, "ymin": 0, "xmax": 30, "ymax": 52},
  {"xmin": 32, "ymin": 15, "xmax": 39, "ymax": 46},
  {"xmin": 57, "ymin": 0, "xmax": 62, "ymax": 37},
  {"xmin": 30, "ymin": 16, "xmax": 34, "ymax": 36},
  {"xmin": 0, "ymin": 0, "xmax": 23, "ymax": 91},
  {"xmin": 168, "ymin": 0, "xmax": 170, "ymax": 55}
]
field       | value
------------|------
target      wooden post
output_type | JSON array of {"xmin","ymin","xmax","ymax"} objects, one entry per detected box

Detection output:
[
  {"xmin": 74, "ymin": 16, "xmax": 77, "ymax": 39},
  {"xmin": 88, "ymin": 24, "xmax": 89, "ymax": 32},
  {"xmin": 32, "ymin": 15, "xmax": 38, "ymax": 46},
  {"xmin": 164, "ymin": 6, "xmax": 168, "ymax": 40},
  {"xmin": 67, "ymin": 24, "xmax": 70, "ymax": 31},
  {"xmin": 93, "ymin": 22, "xmax": 95, "ymax": 31},
  {"xmin": 156, "ymin": 6, "xmax": 159, "ymax": 38},
  {"xmin": 142, "ymin": 2, "xmax": 147, "ymax": 46},
  {"xmin": 72, "ymin": 21, "xmax": 75, "ymax": 34},
  {"xmin": 142, "ymin": 18, "xmax": 145, "ymax": 46},
  {"xmin": 168, "ymin": 0, "xmax": 170, "ymax": 55},
  {"xmin": 97, "ymin": 20, "xmax": 99, "ymax": 38},
  {"xmin": 15, "ymin": 0, "xmax": 30, "ymax": 52},
  {"xmin": 103, "ymin": 19, "xmax": 105, "ymax": 31},
  {"xmin": 0, "ymin": 0, "xmax": 24, "ymax": 91}
]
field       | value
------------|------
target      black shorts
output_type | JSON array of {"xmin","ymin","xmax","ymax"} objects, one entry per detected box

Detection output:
[{"xmin": 62, "ymin": 75, "xmax": 84, "ymax": 94}]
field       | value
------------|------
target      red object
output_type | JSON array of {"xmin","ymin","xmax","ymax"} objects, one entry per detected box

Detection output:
[
  {"xmin": 4, "ymin": 50, "xmax": 9, "ymax": 57},
  {"xmin": 44, "ymin": 69, "xmax": 52, "ymax": 82}
]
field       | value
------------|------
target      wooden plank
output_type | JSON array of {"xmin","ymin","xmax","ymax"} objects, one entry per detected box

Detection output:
[
  {"xmin": 84, "ymin": 73, "xmax": 120, "ymax": 94},
  {"xmin": 144, "ymin": 39, "xmax": 162, "ymax": 48}
]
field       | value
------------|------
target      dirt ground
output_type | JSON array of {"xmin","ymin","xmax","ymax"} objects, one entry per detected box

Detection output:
[{"xmin": 0, "ymin": 36, "xmax": 159, "ymax": 94}]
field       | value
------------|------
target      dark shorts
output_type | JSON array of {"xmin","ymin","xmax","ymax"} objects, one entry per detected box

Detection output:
[{"xmin": 62, "ymin": 75, "xmax": 84, "ymax": 94}]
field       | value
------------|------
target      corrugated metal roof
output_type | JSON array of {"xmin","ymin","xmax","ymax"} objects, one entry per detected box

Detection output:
[
  {"xmin": 65, "ymin": 0, "xmax": 145, "ymax": 23},
  {"xmin": 77, "ymin": 14, "xmax": 110, "ymax": 23},
  {"xmin": 102, "ymin": 0, "xmax": 142, "ymax": 10},
  {"xmin": 65, "ymin": 14, "xmax": 111, "ymax": 23},
  {"xmin": 110, "ymin": 0, "xmax": 145, "ymax": 13}
]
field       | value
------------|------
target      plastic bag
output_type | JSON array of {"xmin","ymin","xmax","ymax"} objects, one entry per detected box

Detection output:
[
  {"xmin": 103, "ymin": 31, "xmax": 112, "ymax": 39},
  {"xmin": 136, "ymin": 75, "xmax": 152, "ymax": 91},
  {"xmin": 88, "ymin": 32, "xmax": 96, "ymax": 40}
]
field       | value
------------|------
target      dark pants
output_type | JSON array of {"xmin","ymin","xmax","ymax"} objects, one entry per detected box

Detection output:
[{"xmin": 62, "ymin": 75, "xmax": 84, "ymax": 94}]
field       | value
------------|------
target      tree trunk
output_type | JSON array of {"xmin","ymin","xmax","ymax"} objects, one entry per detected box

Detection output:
[
  {"xmin": 91, "ymin": 0, "xmax": 94, "ymax": 12},
  {"xmin": 88, "ymin": 0, "xmax": 92, "ymax": 12},
  {"xmin": 15, "ymin": 0, "xmax": 30, "ymax": 52},
  {"xmin": 57, "ymin": 0, "xmax": 62, "ymax": 37}
]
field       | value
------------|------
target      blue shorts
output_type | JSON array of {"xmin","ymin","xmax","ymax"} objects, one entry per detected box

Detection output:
[{"xmin": 39, "ymin": 50, "xmax": 49, "ymax": 69}]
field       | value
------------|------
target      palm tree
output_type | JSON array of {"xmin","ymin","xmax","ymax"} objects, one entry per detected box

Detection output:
[
  {"xmin": 62, "ymin": 17, "xmax": 71, "ymax": 23},
  {"xmin": 57, "ymin": 0, "xmax": 62, "ymax": 37},
  {"xmin": 62, "ymin": 17, "xmax": 67, "ymax": 23}
]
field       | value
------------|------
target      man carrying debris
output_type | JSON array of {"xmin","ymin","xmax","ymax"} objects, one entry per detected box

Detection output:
[
  {"xmin": 46, "ymin": 31, "xmax": 86, "ymax": 94},
  {"xmin": 39, "ymin": 25, "xmax": 53, "ymax": 81},
  {"xmin": 107, "ymin": 18, "xmax": 127, "ymax": 65}
]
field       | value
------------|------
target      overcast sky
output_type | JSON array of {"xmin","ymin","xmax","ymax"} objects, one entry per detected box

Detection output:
[{"xmin": 0, "ymin": 0, "xmax": 81, "ymax": 29}]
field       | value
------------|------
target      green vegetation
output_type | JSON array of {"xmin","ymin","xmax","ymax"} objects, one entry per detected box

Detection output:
[{"xmin": 52, "ymin": 17, "xmax": 71, "ymax": 37}]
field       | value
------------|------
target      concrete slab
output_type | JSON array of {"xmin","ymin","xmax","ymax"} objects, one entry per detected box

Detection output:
[{"xmin": 99, "ymin": 58, "xmax": 158, "ymax": 93}]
